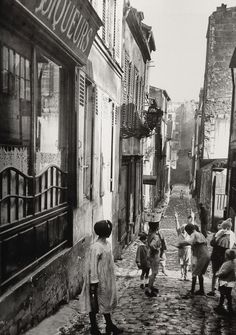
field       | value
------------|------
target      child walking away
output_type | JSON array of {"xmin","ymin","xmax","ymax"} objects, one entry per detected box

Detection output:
[
  {"xmin": 175, "ymin": 212, "xmax": 191, "ymax": 280},
  {"xmin": 78, "ymin": 220, "xmax": 123, "ymax": 335},
  {"xmin": 136, "ymin": 232, "xmax": 150, "ymax": 289},
  {"xmin": 145, "ymin": 222, "xmax": 162, "ymax": 298},
  {"xmin": 214, "ymin": 249, "xmax": 236, "ymax": 315}
]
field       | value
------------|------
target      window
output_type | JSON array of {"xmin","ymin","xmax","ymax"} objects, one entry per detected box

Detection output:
[
  {"xmin": 36, "ymin": 52, "xmax": 68, "ymax": 174},
  {"xmin": 0, "ymin": 42, "xmax": 70, "ymax": 291},
  {"xmin": 0, "ymin": 45, "xmax": 31, "ymax": 147}
]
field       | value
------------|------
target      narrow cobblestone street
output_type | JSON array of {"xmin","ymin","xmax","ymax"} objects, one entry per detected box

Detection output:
[{"xmin": 25, "ymin": 185, "xmax": 236, "ymax": 335}]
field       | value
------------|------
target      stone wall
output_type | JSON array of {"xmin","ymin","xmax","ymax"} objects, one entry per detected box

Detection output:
[
  {"xmin": 0, "ymin": 237, "xmax": 91, "ymax": 335},
  {"xmin": 203, "ymin": 4, "xmax": 236, "ymax": 159}
]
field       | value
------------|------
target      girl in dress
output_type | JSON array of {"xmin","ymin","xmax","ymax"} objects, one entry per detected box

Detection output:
[
  {"xmin": 78, "ymin": 220, "xmax": 123, "ymax": 335},
  {"xmin": 175, "ymin": 212, "xmax": 191, "ymax": 280},
  {"xmin": 180, "ymin": 223, "xmax": 210, "ymax": 297}
]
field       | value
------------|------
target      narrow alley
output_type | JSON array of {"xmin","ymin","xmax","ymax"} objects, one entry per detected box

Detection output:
[{"xmin": 24, "ymin": 185, "xmax": 236, "ymax": 335}]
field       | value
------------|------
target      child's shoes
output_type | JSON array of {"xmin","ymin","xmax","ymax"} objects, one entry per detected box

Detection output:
[
  {"xmin": 214, "ymin": 305, "xmax": 228, "ymax": 315},
  {"xmin": 206, "ymin": 291, "xmax": 215, "ymax": 297},
  {"xmin": 105, "ymin": 323, "xmax": 123, "ymax": 334},
  {"xmin": 194, "ymin": 290, "xmax": 205, "ymax": 296},
  {"xmin": 90, "ymin": 326, "xmax": 102, "ymax": 334}
]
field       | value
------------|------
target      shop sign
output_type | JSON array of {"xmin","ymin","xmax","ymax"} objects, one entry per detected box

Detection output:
[{"xmin": 15, "ymin": 0, "xmax": 102, "ymax": 63}]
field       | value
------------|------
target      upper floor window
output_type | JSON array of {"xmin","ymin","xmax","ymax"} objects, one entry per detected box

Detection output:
[{"xmin": 90, "ymin": 0, "xmax": 121, "ymax": 62}]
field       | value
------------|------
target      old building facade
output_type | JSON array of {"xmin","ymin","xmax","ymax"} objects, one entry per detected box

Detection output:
[
  {"xmin": 143, "ymin": 87, "xmax": 171, "ymax": 211},
  {"xmin": 0, "ymin": 0, "xmax": 158, "ymax": 333},
  {"xmin": 227, "ymin": 49, "xmax": 236, "ymax": 229},
  {"xmin": 0, "ymin": 0, "xmax": 125, "ymax": 333},
  {"xmin": 195, "ymin": 4, "xmax": 236, "ymax": 229}
]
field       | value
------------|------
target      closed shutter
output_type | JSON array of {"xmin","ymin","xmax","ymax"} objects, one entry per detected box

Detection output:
[
  {"xmin": 122, "ymin": 51, "xmax": 129, "ymax": 127},
  {"xmin": 128, "ymin": 62, "xmax": 134, "ymax": 128},
  {"xmin": 107, "ymin": 0, "xmax": 114, "ymax": 50},
  {"xmin": 102, "ymin": 0, "xmax": 106, "ymax": 43},
  {"xmin": 75, "ymin": 68, "xmax": 85, "ymax": 206},
  {"xmin": 83, "ymin": 81, "xmax": 94, "ymax": 200},
  {"xmin": 110, "ymin": 103, "xmax": 117, "ymax": 192},
  {"xmin": 113, "ymin": 0, "xmax": 121, "ymax": 62}
]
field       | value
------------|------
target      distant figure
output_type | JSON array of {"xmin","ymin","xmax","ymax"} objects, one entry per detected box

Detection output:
[
  {"xmin": 170, "ymin": 184, "xmax": 173, "ymax": 193},
  {"xmin": 199, "ymin": 203, "xmax": 208, "ymax": 238},
  {"xmin": 180, "ymin": 189, "xmax": 184, "ymax": 199},
  {"xmin": 136, "ymin": 232, "xmax": 150, "ymax": 289}
]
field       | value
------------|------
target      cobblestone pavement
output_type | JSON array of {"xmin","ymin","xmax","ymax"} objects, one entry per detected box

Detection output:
[{"xmin": 25, "ymin": 185, "xmax": 236, "ymax": 335}]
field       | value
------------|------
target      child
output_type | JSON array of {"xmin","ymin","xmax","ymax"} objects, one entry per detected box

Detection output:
[
  {"xmin": 136, "ymin": 232, "xmax": 150, "ymax": 289},
  {"xmin": 207, "ymin": 220, "xmax": 223, "ymax": 296},
  {"xmin": 180, "ymin": 223, "xmax": 210, "ymax": 298},
  {"xmin": 145, "ymin": 222, "xmax": 162, "ymax": 297},
  {"xmin": 215, "ymin": 218, "xmax": 236, "ymax": 249},
  {"xmin": 214, "ymin": 249, "xmax": 236, "ymax": 315},
  {"xmin": 175, "ymin": 212, "xmax": 191, "ymax": 280},
  {"xmin": 78, "ymin": 220, "xmax": 123, "ymax": 335},
  {"xmin": 158, "ymin": 227, "xmax": 168, "ymax": 276}
]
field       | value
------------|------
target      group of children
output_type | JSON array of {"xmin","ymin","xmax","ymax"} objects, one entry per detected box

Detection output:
[
  {"xmin": 136, "ymin": 213, "xmax": 236, "ymax": 316},
  {"xmin": 78, "ymin": 215, "xmax": 236, "ymax": 334}
]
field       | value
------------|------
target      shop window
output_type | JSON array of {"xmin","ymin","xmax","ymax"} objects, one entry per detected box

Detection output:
[
  {"xmin": 0, "ymin": 45, "xmax": 70, "ymax": 292},
  {"xmin": 36, "ymin": 52, "xmax": 67, "ymax": 174},
  {"xmin": 0, "ymin": 45, "xmax": 31, "ymax": 147}
]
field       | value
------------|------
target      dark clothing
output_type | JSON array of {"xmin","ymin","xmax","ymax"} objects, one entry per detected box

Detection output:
[
  {"xmin": 211, "ymin": 245, "xmax": 227, "ymax": 273},
  {"xmin": 210, "ymin": 234, "xmax": 227, "ymax": 274},
  {"xmin": 136, "ymin": 243, "xmax": 150, "ymax": 269},
  {"xmin": 140, "ymin": 268, "xmax": 150, "ymax": 280},
  {"xmin": 219, "ymin": 286, "xmax": 233, "ymax": 311}
]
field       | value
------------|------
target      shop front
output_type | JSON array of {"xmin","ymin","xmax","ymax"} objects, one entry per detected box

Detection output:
[{"xmin": 0, "ymin": 0, "xmax": 101, "ymax": 332}]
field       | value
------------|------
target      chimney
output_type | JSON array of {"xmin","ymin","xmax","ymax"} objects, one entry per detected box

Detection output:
[{"xmin": 216, "ymin": 3, "xmax": 227, "ymax": 11}]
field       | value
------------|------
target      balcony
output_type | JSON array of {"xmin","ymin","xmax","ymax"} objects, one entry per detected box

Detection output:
[{"xmin": 120, "ymin": 103, "xmax": 163, "ymax": 139}]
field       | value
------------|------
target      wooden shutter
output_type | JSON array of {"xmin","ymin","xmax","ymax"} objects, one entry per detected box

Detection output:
[
  {"xmin": 76, "ymin": 69, "xmax": 86, "ymax": 206},
  {"xmin": 121, "ymin": 51, "xmax": 129, "ymax": 127},
  {"xmin": 113, "ymin": 0, "xmax": 121, "ymax": 62},
  {"xmin": 110, "ymin": 103, "xmax": 116, "ymax": 191}
]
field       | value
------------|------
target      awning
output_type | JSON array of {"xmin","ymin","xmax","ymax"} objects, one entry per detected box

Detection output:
[{"xmin": 143, "ymin": 175, "xmax": 157, "ymax": 185}]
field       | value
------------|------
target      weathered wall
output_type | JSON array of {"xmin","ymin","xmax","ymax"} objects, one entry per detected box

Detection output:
[
  {"xmin": 0, "ymin": 237, "xmax": 91, "ymax": 335},
  {"xmin": 203, "ymin": 5, "xmax": 236, "ymax": 159},
  {"xmin": 73, "ymin": 40, "xmax": 122, "ymax": 252}
]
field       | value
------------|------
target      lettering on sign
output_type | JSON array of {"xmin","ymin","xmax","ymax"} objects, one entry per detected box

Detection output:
[{"xmin": 15, "ymin": 0, "xmax": 102, "ymax": 62}]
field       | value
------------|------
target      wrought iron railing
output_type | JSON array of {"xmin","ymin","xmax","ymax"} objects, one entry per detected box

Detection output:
[{"xmin": 0, "ymin": 165, "xmax": 69, "ymax": 292}]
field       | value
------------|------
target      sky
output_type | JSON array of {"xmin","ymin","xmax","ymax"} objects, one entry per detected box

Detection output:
[{"xmin": 131, "ymin": 0, "xmax": 236, "ymax": 102}]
